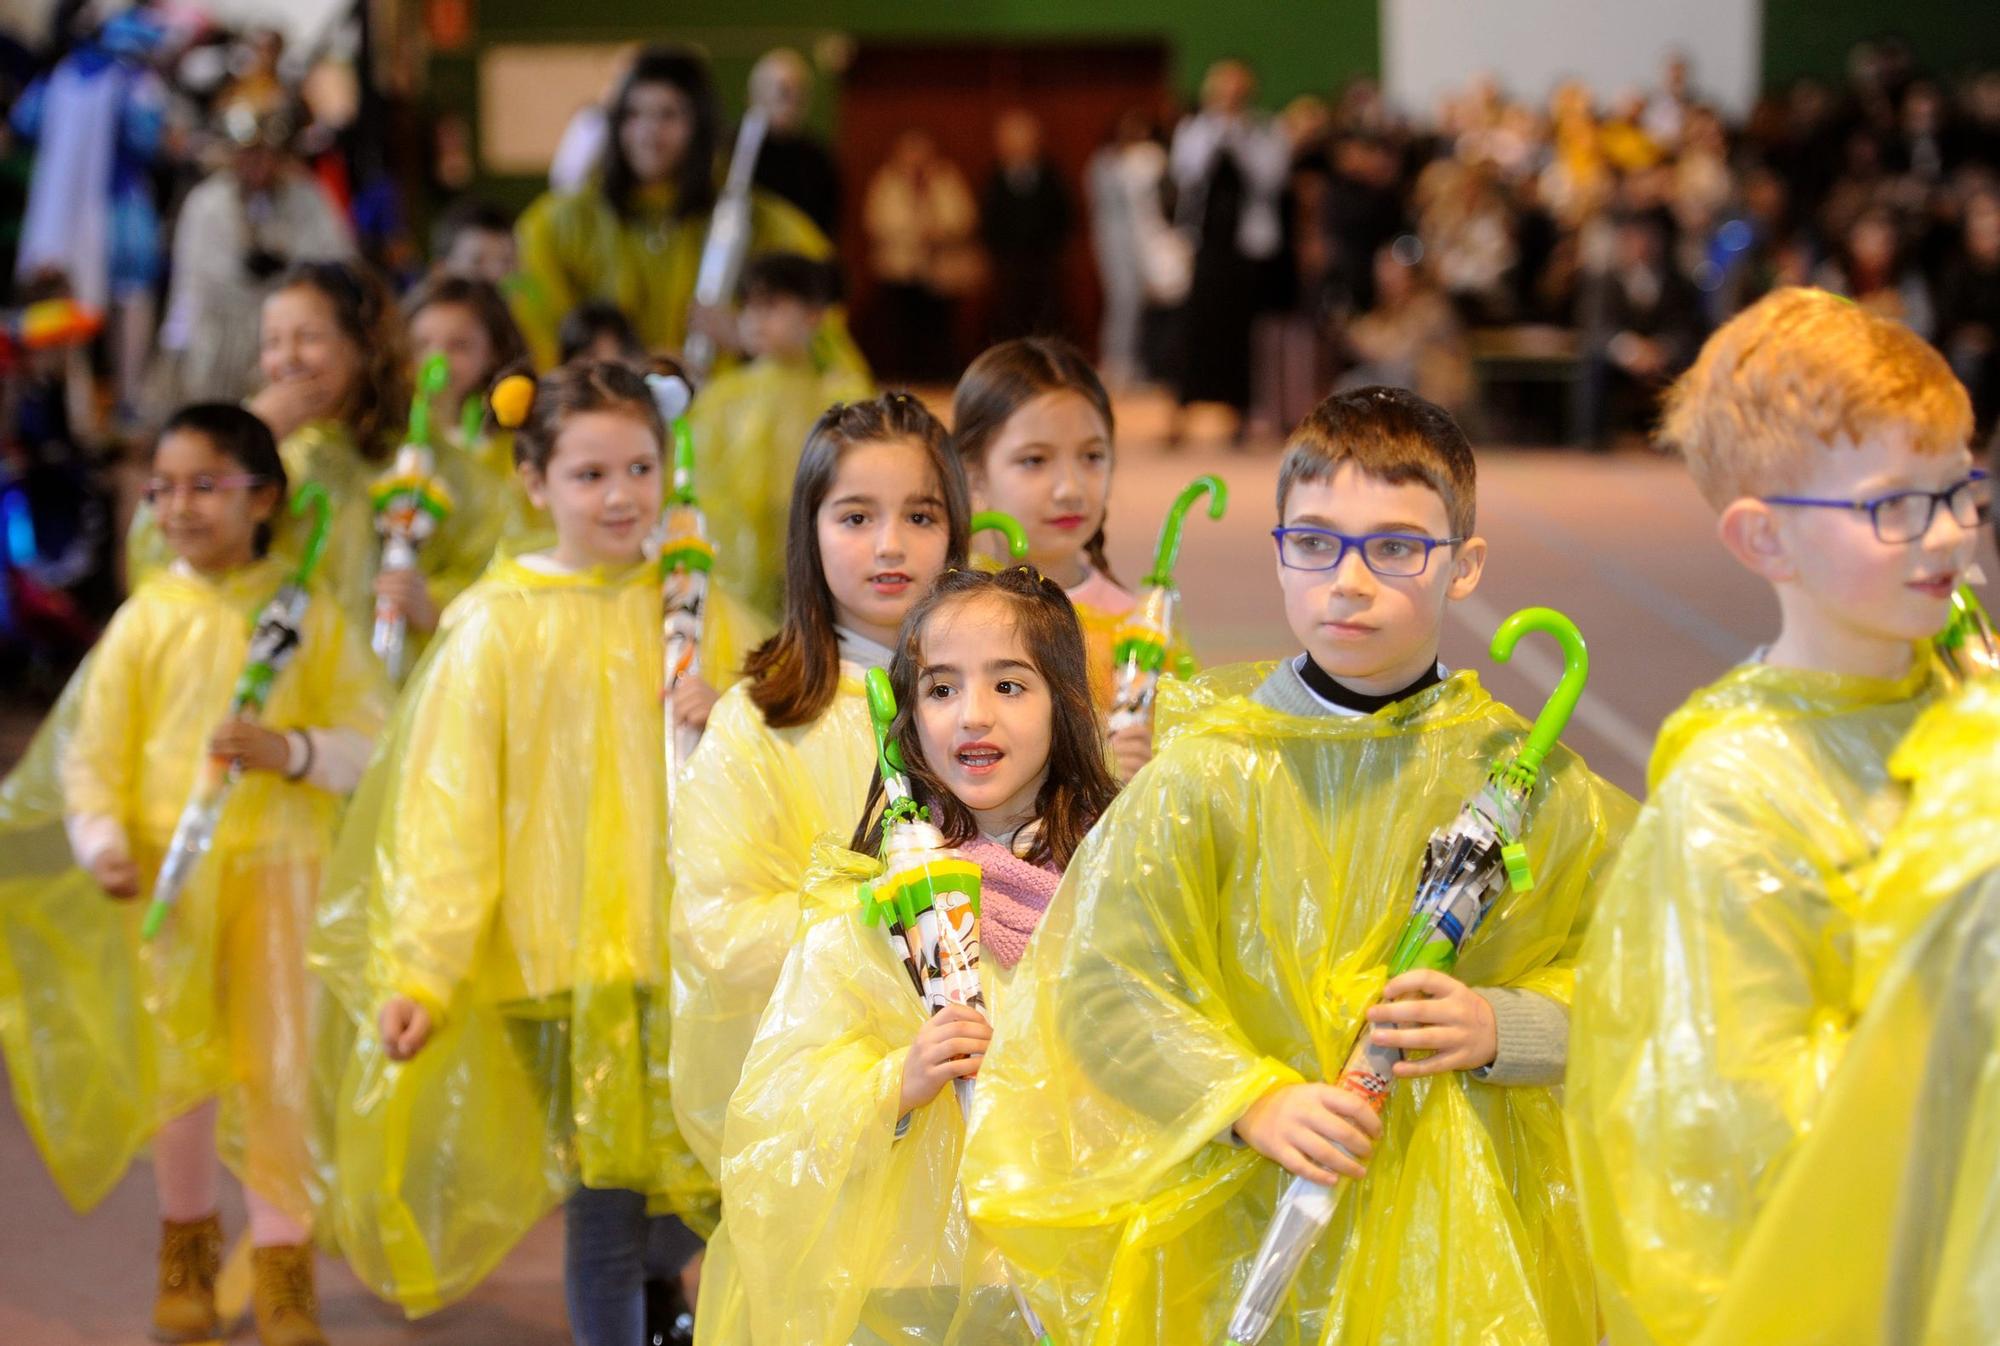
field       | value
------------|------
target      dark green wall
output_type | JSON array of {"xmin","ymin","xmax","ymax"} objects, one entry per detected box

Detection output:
[
  {"xmin": 474, "ymin": 0, "xmax": 1381, "ymax": 109},
  {"xmin": 1762, "ymin": 0, "xmax": 2000, "ymax": 88}
]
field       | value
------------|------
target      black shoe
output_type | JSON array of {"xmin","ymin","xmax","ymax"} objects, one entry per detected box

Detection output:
[{"xmin": 643, "ymin": 1276, "xmax": 695, "ymax": 1346}]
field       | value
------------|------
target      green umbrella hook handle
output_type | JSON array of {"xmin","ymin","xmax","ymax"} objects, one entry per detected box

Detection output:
[
  {"xmin": 1490, "ymin": 606, "xmax": 1589, "ymax": 783},
  {"xmin": 969, "ymin": 510, "xmax": 1030, "ymax": 560},
  {"xmin": 1145, "ymin": 475, "xmax": 1228, "ymax": 587},
  {"xmin": 290, "ymin": 482, "xmax": 333, "ymax": 588},
  {"xmin": 408, "ymin": 353, "xmax": 450, "ymax": 448}
]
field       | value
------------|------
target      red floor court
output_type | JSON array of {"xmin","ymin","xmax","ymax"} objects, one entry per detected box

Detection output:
[{"xmin": 0, "ymin": 412, "xmax": 1773, "ymax": 1343}]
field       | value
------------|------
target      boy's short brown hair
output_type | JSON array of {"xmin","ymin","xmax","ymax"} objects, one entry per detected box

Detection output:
[
  {"xmin": 1661, "ymin": 287, "xmax": 1973, "ymax": 509},
  {"xmin": 1277, "ymin": 385, "xmax": 1476, "ymax": 537}
]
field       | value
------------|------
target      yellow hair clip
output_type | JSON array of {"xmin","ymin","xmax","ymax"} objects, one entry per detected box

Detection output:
[{"xmin": 490, "ymin": 373, "xmax": 536, "ymax": 430}]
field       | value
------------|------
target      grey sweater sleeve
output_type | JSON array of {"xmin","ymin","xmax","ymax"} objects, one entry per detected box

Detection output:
[{"xmin": 1470, "ymin": 986, "xmax": 1568, "ymax": 1086}]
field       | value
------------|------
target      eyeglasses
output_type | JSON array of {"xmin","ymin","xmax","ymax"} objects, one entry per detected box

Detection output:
[
  {"xmin": 1271, "ymin": 527, "xmax": 1464, "ymax": 577},
  {"xmin": 1761, "ymin": 470, "xmax": 1990, "ymax": 544},
  {"xmin": 143, "ymin": 473, "xmax": 268, "ymax": 505}
]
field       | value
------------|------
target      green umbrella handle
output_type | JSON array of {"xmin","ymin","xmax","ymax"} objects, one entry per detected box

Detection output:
[
  {"xmin": 671, "ymin": 418, "xmax": 698, "ymax": 506},
  {"xmin": 865, "ymin": 666, "xmax": 908, "ymax": 776},
  {"xmin": 970, "ymin": 510, "xmax": 1029, "ymax": 560},
  {"xmin": 409, "ymin": 353, "xmax": 450, "ymax": 447},
  {"xmin": 459, "ymin": 394, "xmax": 485, "ymax": 447},
  {"xmin": 1490, "ymin": 606, "xmax": 1589, "ymax": 783},
  {"xmin": 1145, "ymin": 475, "xmax": 1228, "ymax": 587},
  {"xmin": 290, "ymin": 483, "xmax": 333, "ymax": 588}
]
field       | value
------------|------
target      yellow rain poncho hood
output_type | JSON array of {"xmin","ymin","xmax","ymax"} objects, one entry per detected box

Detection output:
[
  {"xmin": 309, "ymin": 550, "xmax": 765, "ymax": 1315},
  {"xmin": 695, "ymin": 842, "xmax": 1032, "ymax": 1346},
  {"xmin": 0, "ymin": 560, "xmax": 385, "ymax": 1220},
  {"xmin": 667, "ymin": 669, "xmax": 879, "ymax": 1180},
  {"xmin": 961, "ymin": 664, "xmax": 1633, "ymax": 1346},
  {"xmin": 1677, "ymin": 675, "xmax": 2000, "ymax": 1346},
  {"xmin": 1565, "ymin": 655, "xmax": 1939, "ymax": 1346},
  {"xmin": 686, "ymin": 357, "xmax": 873, "ymax": 623},
  {"xmin": 130, "ymin": 422, "xmax": 516, "ymax": 673}
]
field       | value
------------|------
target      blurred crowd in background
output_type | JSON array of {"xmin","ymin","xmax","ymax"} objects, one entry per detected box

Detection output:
[{"xmin": 2, "ymin": 1, "xmax": 1999, "ymax": 690}]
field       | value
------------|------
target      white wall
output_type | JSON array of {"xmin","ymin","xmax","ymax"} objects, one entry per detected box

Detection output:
[
  {"xmin": 1382, "ymin": 0, "xmax": 1762, "ymax": 118},
  {"xmin": 0, "ymin": 0, "xmax": 349, "ymax": 51}
]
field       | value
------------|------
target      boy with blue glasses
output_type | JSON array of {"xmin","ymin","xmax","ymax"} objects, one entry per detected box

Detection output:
[
  {"xmin": 962, "ymin": 384, "xmax": 1632, "ymax": 1344},
  {"xmin": 1566, "ymin": 287, "xmax": 1984, "ymax": 1346}
]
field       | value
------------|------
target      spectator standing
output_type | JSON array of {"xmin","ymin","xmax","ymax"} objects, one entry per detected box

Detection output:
[
  {"xmin": 982, "ymin": 108, "xmax": 1071, "ymax": 343},
  {"xmin": 863, "ymin": 127, "xmax": 978, "ymax": 380},
  {"xmin": 747, "ymin": 48, "xmax": 841, "ymax": 240}
]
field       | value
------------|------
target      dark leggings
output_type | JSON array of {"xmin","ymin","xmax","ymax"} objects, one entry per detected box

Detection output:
[{"xmin": 563, "ymin": 1185, "xmax": 703, "ymax": 1346}]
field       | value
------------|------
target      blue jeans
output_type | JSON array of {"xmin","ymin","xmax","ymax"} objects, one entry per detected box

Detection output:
[{"xmin": 563, "ymin": 1187, "xmax": 703, "ymax": 1346}]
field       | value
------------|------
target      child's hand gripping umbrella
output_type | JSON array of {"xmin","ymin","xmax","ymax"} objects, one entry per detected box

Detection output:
[
  {"xmin": 856, "ymin": 667, "xmax": 1054, "ymax": 1346},
  {"xmin": 1109, "ymin": 476, "xmax": 1227, "ymax": 733},
  {"xmin": 141, "ymin": 485, "xmax": 335, "ymax": 941},
  {"xmin": 369, "ymin": 354, "xmax": 455, "ymax": 679},
  {"xmin": 649, "ymin": 372, "xmax": 712, "ymax": 808},
  {"xmin": 1223, "ymin": 608, "xmax": 1591, "ymax": 1346}
]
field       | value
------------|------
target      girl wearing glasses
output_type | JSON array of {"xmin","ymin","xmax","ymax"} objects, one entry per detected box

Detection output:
[{"xmin": 0, "ymin": 402, "xmax": 385, "ymax": 1345}]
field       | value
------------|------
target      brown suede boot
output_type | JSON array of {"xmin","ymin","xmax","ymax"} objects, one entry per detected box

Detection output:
[
  {"xmin": 250, "ymin": 1244, "xmax": 328, "ymax": 1346},
  {"xmin": 152, "ymin": 1214, "xmax": 222, "ymax": 1343}
]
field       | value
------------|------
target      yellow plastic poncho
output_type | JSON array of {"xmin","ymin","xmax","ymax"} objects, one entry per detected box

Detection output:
[
  {"xmin": 514, "ymin": 182, "xmax": 867, "ymax": 378},
  {"xmin": 0, "ymin": 560, "xmax": 386, "ymax": 1221},
  {"xmin": 308, "ymin": 551, "xmax": 766, "ymax": 1315},
  {"xmin": 129, "ymin": 422, "xmax": 515, "ymax": 673},
  {"xmin": 1565, "ymin": 655, "xmax": 1939, "ymax": 1346},
  {"xmin": 961, "ymin": 665, "xmax": 1635, "ymax": 1346},
  {"xmin": 686, "ymin": 356, "xmax": 873, "ymax": 621},
  {"xmin": 1684, "ymin": 675, "xmax": 2000, "ymax": 1346},
  {"xmin": 695, "ymin": 842, "xmax": 1032, "ymax": 1346},
  {"xmin": 667, "ymin": 669, "xmax": 878, "ymax": 1180}
]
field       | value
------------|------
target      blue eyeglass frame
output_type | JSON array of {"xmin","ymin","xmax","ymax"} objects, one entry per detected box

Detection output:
[
  {"xmin": 1269, "ymin": 526, "xmax": 1466, "ymax": 576},
  {"xmin": 1760, "ymin": 469, "xmax": 1990, "ymax": 543}
]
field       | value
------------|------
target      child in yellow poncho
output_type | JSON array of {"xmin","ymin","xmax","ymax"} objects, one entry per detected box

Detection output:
[
  {"xmin": 402, "ymin": 271, "xmax": 547, "ymax": 550},
  {"xmin": 668, "ymin": 394, "xmax": 970, "ymax": 1194},
  {"xmin": 695, "ymin": 566, "xmax": 1121, "ymax": 1345},
  {"xmin": 307, "ymin": 362, "xmax": 765, "ymax": 1337},
  {"xmin": 684, "ymin": 251, "xmax": 873, "ymax": 622},
  {"xmin": 960, "ymin": 386, "xmax": 1634, "ymax": 1346},
  {"xmin": 951, "ymin": 337, "xmax": 1188, "ymax": 780},
  {"xmin": 0, "ymin": 403, "xmax": 386, "ymax": 1346},
  {"xmin": 1565, "ymin": 288, "xmax": 1987, "ymax": 1346}
]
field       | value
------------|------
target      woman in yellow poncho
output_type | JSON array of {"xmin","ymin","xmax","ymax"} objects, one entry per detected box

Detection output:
[
  {"xmin": 695, "ymin": 565, "xmax": 1121, "ymax": 1346},
  {"xmin": 950, "ymin": 337, "xmax": 1188, "ymax": 781},
  {"xmin": 958, "ymin": 658, "xmax": 1633, "ymax": 1346},
  {"xmin": 667, "ymin": 393, "xmax": 969, "ymax": 1190},
  {"xmin": 132, "ymin": 263, "xmax": 512, "ymax": 683},
  {"xmin": 514, "ymin": 44, "xmax": 865, "ymax": 379},
  {"xmin": 307, "ymin": 362, "xmax": 764, "ymax": 1336},
  {"xmin": 0, "ymin": 404, "xmax": 386, "ymax": 1346}
]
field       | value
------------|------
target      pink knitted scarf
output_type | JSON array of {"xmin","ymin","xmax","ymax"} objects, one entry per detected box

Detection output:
[{"xmin": 958, "ymin": 836, "xmax": 1062, "ymax": 968}]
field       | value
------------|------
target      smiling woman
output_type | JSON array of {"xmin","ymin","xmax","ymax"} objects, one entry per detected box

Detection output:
[{"xmin": 513, "ymin": 43, "xmax": 865, "ymax": 376}]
